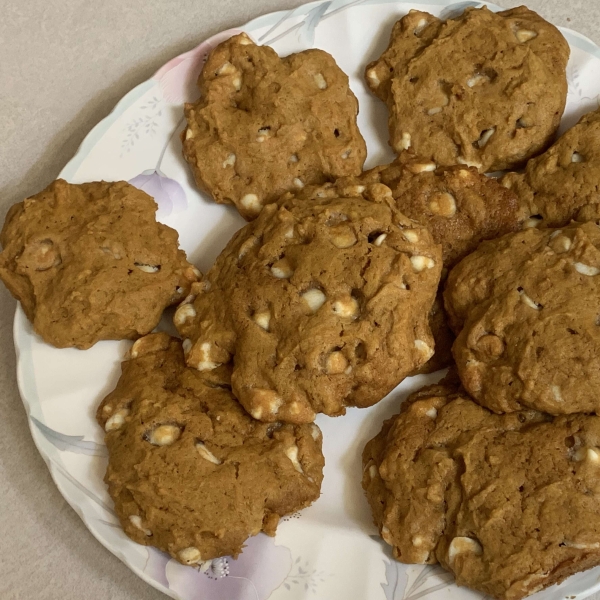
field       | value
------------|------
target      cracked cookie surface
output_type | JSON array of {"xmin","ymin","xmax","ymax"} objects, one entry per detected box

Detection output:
[
  {"xmin": 363, "ymin": 378, "xmax": 600, "ymax": 600},
  {"xmin": 366, "ymin": 6, "xmax": 569, "ymax": 172},
  {"xmin": 0, "ymin": 179, "xmax": 198, "ymax": 349},
  {"xmin": 175, "ymin": 180, "xmax": 442, "ymax": 423},
  {"xmin": 183, "ymin": 33, "xmax": 367, "ymax": 220},
  {"xmin": 97, "ymin": 333, "xmax": 324, "ymax": 564},
  {"xmin": 501, "ymin": 107, "xmax": 600, "ymax": 228},
  {"xmin": 445, "ymin": 222, "xmax": 600, "ymax": 414}
]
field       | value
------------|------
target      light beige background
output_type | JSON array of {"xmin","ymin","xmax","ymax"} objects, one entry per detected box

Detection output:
[{"xmin": 1, "ymin": 1, "xmax": 599, "ymax": 598}]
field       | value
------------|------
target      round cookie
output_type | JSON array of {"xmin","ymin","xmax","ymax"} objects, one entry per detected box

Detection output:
[
  {"xmin": 357, "ymin": 155, "xmax": 523, "ymax": 373},
  {"xmin": 0, "ymin": 179, "xmax": 198, "ymax": 349},
  {"xmin": 183, "ymin": 33, "xmax": 367, "ymax": 220},
  {"xmin": 501, "ymin": 106, "xmax": 600, "ymax": 228},
  {"xmin": 97, "ymin": 333, "xmax": 324, "ymax": 564},
  {"xmin": 365, "ymin": 6, "xmax": 569, "ymax": 172},
  {"xmin": 445, "ymin": 222, "xmax": 600, "ymax": 414},
  {"xmin": 175, "ymin": 180, "xmax": 442, "ymax": 423},
  {"xmin": 363, "ymin": 377, "xmax": 600, "ymax": 600}
]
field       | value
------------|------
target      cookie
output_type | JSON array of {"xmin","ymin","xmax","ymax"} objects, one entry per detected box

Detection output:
[
  {"xmin": 175, "ymin": 180, "xmax": 442, "ymax": 423},
  {"xmin": 445, "ymin": 222, "xmax": 600, "ymax": 414},
  {"xmin": 97, "ymin": 333, "xmax": 324, "ymax": 564},
  {"xmin": 501, "ymin": 107, "xmax": 600, "ymax": 228},
  {"xmin": 365, "ymin": 6, "xmax": 569, "ymax": 172},
  {"xmin": 363, "ymin": 378, "xmax": 600, "ymax": 600},
  {"xmin": 0, "ymin": 179, "xmax": 198, "ymax": 349},
  {"xmin": 182, "ymin": 33, "xmax": 367, "ymax": 220},
  {"xmin": 357, "ymin": 156, "xmax": 522, "ymax": 372}
]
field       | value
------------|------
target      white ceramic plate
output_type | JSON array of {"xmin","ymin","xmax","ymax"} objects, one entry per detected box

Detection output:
[{"xmin": 13, "ymin": 1, "xmax": 600, "ymax": 598}]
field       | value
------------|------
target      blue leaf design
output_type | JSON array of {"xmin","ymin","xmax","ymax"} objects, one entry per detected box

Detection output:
[
  {"xmin": 31, "ymin": 417, "xmax": 108, "ymax": 457},
  {"xmin": 381, "ymin": 558, "xmax": 409, "ymax": 600},
  {"xmin": 298, "ymin": 1, "xmax": 331, "ymax": 46},
  {"xmin": 129, "ymin": 169, "xmax": 187, "ymax": 219},
  {"xmin": 439, "ymin": 2, "xmax": 484, "ymax": 20}
]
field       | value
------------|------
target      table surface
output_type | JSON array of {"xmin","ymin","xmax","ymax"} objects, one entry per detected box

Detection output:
[{"xmin": 2, "ymin": 0, "xmax": 600, "ymax": 598}]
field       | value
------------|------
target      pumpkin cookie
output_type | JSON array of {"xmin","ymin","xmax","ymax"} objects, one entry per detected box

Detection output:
[
  {"xmin": 363, "ymin": 378, "xmax": 600, "ymax": 600},
  {"xmin": 183, "ymin": 33, "xmax": 367, "ymax": 220},
  {"xmin": 501, "ymin": 106, "xmax": 600, "ymax": 227},
  {"xmin": 175, "ymin": 180, "xmax": 442, "ymax": 423},
  {"xmin": 366, "ymin": 6, "xmax": 569, "ymax": 172},
  {"xmin": 97, "ymin": 333, "xmax": 324, "ymax": 564},
  {"xmin": 0, "ymin": 179, "xmax": 198, "ymax": 349},
  {"xmin": 445, "ymin": 222, "xmax": 600, "ymax": 414}
]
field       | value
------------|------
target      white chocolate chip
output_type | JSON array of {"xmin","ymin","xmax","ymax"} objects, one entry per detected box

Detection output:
[
  {"xmin": 250, "ymin": 406, "xmax": 263, "ymax": 420},
  {"xmin": 332, "ymin": 297, "xmax": 359, "ymax": 319},
  {"xmin": 411, "ymin": 256, "xmax": 435, "ymax": 272},
  {"xmin": 196, "ymin": 341, "xmax": 220, "ymax": 371},
  {"xmin": 341, "ymin": 149, "xmax": 351, "ymax": 159},
  {"xmin": 237, "ymin": 34, "xmax": 253, "ymax": 45},
  {"xmin": 240, "ymin": 194, "xmax": 261, "ymax": 214},
  {"xmin": 425, "ymin": 407, "xmax": 438, "ymax": 419},
  {"xmin": 293, "ymin": 177, "xmax": 304, "ymax": 189},
  {"xmin": 331, "ymin": 229, "xmax": 357, "ymax": 249},
  {"xmin": 524, "ymin": 216, "xmax": 543, "ymax": 228},
  {"xmin": 148, "ymin": 424, "xmax": 181, "ymax": 446},
  {"xmin": 549, "ymin": 234, "xmax": 571, "ymax": 253},
  {"xmin": 412, "ymin": 536, "xmax": 425, "ymax": 547},
  {"xmin": 105, "ymin": 408, "xmax": 130, "ymax": 432},
  {"xmin": 467, "ymin": 74, "xmax": 489, "ymax": 87},
  {"xmin": 195, "ymin": 441, "xmax": 222, "ymax": 465},
  {"xmin": 477, "ymin": 128, "xmax": 495, "ymax": 148},
  {"xmin": 178, "ymin": 547, "xmax": 202, "ymax": 565},
  {"xmin": 519, "ymin": 289, "xmax": 542, "ymax": 310},
  {"xmin": 457, "ymin": 157, "xmax": 482, "ymax": 169},
  {"xmin": 174, "ymin": 303, "xmax": 197, "ymax": 327},
  {"xmin": 586, "ymin": 448, "xmax": 600, "ymax": 464},
  {"xmin": 448, "ymin": 537, "xmax": 483, "ymax": 565},
  {"xmin": 216, "ymin": 61, "xmax": 236, "ymax": 75},
  {"xmin": 232, "ymin": 76, "xmax": 242, "ymax": 91},
  {"xmin": 302, "ymin": 289, "xmax": 326, "ymax": 312},
  {"xmin": 429, "ymin": 192, "xmax": 456, "ymax": 217},
  {"xmin": 427, "ymin": 107, "xmax": 443, "ymax": 115},
  {"xmin": 565, "ymin": 540, "xmax": 600, "ymax": 549},
  {"xmin": 326, "ymin": 351, "xmax": 348, "ymax": 374},
  {"xmin": 367, "ymin": 68, "xmax": 380, "ymax": 87},
  {"xmin": 135, "ymin": 263, "xmax": 160, "ymax": 273},
  {"xmin": 314, "ymin": 73, "xmax": 327, "ymax": 89},
  {"xmin": 270, "ymin": 258, "xmax": 294, "ymax": 279},
  {"xmin": 414, "ymin": 339, "xmax": 434, "ymax": 360},
  {"xmin": 369, "ymin": 465, "xmax": 378, "ymax": 479},
  {"xmin": 407, "ymin": 162, "xmax": 436, "ymax": 174},
  {"xmin": 285, "ymin": 444, "xmax": 304, "ymax": 474},
  {"xmin": 284, "ymin": 226, "xmax": 294, "ymax": 239},
  {"xmin": 129, "ymin": 515, "xmax": 152, "ymax": 536},
  {"xmin": 400, "ymin": 132, "xmax": 411, "ymax": 150},
  {"xmin": 414, "ymin": 18, "xmax": 428, "ymax": 35},
  {"xmin": 574, "ymin": 263, "xmax": 600, "ymax": 276},
  {"xmin": 254, "ymin": 311, "xmax": 271, "ymax": 331},
  {"xmin": 222, "ymin": 153, "xmax": 236, "ymax": 168},
  {"xmin": 515, "ymin": 29, "xmax": 538, "ymax": 43},
  {"xmin": 572, "ymin": 152, "xmax": 585, "ymax": 163},
  {"xmin": 551, "ymin": 385, "xmax": 563, "ymax": 403},
  {"xmin": 311, "ymin": 424, "xmax": 321, "ymax": 440},
  {"xmin": 289, "ymin": 154, "xmax": 299, "ymax": 163},
  {"xmin": 402, "ymin": 229, "xmax": 419, "ymax": 243},
  {"xmin": 185, "ymin": 128, "xmax": 194, "ymax": 140},
  {"xmin": 381, "ymin": 525, "xmax": 393, "ymax": 545},
  {"xmin": 256, "ymin": 127, "xmax": 270, "ymax": 143},
  {"xmin": 373, "ymin": 233, "xmax": 387, "ymax": 247}
]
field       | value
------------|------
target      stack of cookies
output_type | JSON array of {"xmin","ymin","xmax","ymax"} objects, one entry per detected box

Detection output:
[{"xmin": 2, "ymin": 5, "xmax": 600, "ymax": 599}]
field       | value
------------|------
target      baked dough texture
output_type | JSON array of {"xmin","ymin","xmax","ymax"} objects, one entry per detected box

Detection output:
[
  {"xmin": 175, "ymin": 180, "xmax": 442, "ymax": 423},
  {"xmin": 97, "ymin": 333, "xmax": 324, "ymax": 564}
]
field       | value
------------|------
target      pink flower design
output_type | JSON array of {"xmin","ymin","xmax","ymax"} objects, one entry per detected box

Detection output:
[
  {"xmin": 129, "ymin": 168, "xmax": 187, "ymax": 219},
  {"xmin": 143, "ymin": 534, "xmax": 292, "ymax": 600},
  {"xmin": 153, "ymin": 28, "xmax": 246, "ymax": 104}
]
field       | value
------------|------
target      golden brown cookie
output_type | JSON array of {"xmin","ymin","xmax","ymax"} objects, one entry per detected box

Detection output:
[
  {"xmin": 182, "ymin": 33, "xmax": 367, "ymax": 220},
  {"xmin": 175, "ymin": 180, "xmax": 442, "ymax": 423},
  {"xmin": 0, "ymin": 179, "xmax": 198, "ymax": 349},
  {"xmin": 366, "ymin": 6, "xmax": 569, "ymax": 172},
  {"xmin": 445, "ymin": 222, "xmax": 600, "ymax": 414},
  {"xmin": 501, "ymin": 107, "xmax": 600, "ymax": 227},
  {"xmin": 356, "ymin": 155, "xmax": 522, "ymax": 373},
  {"xmin": 363, "ymin": 378, "xmax": 600, "ymax": 600},
  {"xmin": 97, "ymin": 333, "xmax": 324, "ymax": 564}
]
